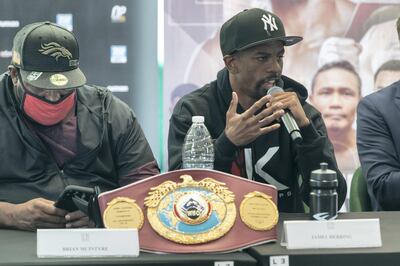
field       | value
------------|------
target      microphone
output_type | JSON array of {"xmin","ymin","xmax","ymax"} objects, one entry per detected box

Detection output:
[{"xmin": 267, "ymin": 86, "xmax": 303, "ymax": 144}]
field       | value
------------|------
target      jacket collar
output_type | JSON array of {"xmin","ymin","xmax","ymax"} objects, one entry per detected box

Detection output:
[{"xmin": 216, "ymin": 68, "xmax": 233, "ymax": 107}]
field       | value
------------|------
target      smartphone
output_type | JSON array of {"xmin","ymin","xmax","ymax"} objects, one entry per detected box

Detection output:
[{"xmin": 54, "ymin": 185, "xmax": 95, "ymax": 212}]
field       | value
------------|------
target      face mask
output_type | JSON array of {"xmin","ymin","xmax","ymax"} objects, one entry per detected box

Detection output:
[{"xmin": 22, "ymin": 91, "xmax": 76, "ymax": 126}]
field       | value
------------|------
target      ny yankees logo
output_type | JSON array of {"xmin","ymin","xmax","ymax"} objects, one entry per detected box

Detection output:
[
  {"xmin": 261, "ymin": 14, "xmax": 278, "ymax": 34},
  {"xmin": 38, "ymin": 42, "xmax": 72, "ymax": 61}
]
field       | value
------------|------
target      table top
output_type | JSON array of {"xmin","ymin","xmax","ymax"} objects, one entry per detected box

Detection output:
[
  {"xmin": 247, "ymin": 212, "xmax": 400, "ymax": 266},
  {"xmin": 0, "ymin": 229, "xmax": 257, "ymax": 266},
  {"xmin": 1, "ymin": 211, "xmax": 399, "ymax": 266}
]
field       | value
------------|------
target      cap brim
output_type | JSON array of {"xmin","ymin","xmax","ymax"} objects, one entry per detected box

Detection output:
[
  {"xmin": 20, "ymin": 67, "xmax": 86, "ymax": 90},
  {"xmin": 236, "ymin": 36, "xmax": 303, "ymax": 53}
]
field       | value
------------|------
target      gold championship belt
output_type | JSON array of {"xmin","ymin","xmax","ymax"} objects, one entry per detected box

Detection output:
[{"xmin": 97, "ymin": 169, "xmax": 278, "ymax": 253}]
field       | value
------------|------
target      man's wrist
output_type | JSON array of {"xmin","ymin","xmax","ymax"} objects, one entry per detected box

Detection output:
[
  {"xmin": 298, "ymin": 117, "xmax": 310, "ymax": 128},
  {"xmin": 299, "ymin": 123, "xmax": 319, "ymax": 143},
  {"xmin": 215, "ymin": 131, "xmax": 238, "ymax": 160},
  {"xmin": 0, "ymin": 202, "xmax": 16, "ymax": 228},
  {"xmin": 224, "ymin": 130, "xmax": 239, "ymax": 146}
]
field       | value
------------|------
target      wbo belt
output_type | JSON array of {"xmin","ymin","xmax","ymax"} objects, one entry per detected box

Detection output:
[{"xmin": 97, "ymin": 169, "xmax": 278, "ymax": 253}]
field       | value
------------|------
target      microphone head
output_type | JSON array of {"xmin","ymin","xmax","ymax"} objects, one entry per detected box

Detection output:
[{"xmin": 267, "ymin": 86, "xmax": 284, "ymax": 95}]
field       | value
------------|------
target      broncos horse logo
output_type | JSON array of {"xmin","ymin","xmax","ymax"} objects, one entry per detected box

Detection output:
[{"xmin": 38, "ymin": 42, "xmax": 73, "ymax": 61}]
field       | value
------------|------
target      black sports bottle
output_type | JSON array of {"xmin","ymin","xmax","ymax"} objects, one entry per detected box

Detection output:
[{"xmin": 310, "ymin": 162, "xmax": 338, "ymax": 220}]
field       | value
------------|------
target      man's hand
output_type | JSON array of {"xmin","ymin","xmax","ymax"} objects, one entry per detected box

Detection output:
[
  {"xmin": 11, "ymin": 198, "xmax": 67, "ymax": 231},
  {"xmin": 225, "ymin": 92, "xmax": 284, "ymax": 146},
  {"xmin": 65, "ymin": 210, "xmax": 94, "ymax": 228},
  {"xmin": 269, "ymin": 91, "xmax": 310, "ymax": 128}
]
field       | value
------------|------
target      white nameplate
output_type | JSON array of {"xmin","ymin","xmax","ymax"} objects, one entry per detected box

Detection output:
[
  {"xmin": 37, "ymin": 228, "xmax": 139, "ymax": 257},
  {"xmin": 281, "ymin": 218, "xmax": 382, "ymax": 249}
]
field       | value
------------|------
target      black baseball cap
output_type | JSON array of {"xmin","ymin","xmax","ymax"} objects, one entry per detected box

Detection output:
[
  {"xmin": 220, "ymin": 8, "xmax": 303, "ymax": 56},
  {"xmin": 11, "ymin": 21, "xmax": 86, "ymax": 90}
]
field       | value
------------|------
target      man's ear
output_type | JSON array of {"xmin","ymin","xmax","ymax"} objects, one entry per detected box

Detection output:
[
  {"xmin": 8, "ymin": 65, "xmax": 18, "ymax": 85},
  {"xmin": 223, "ymin": 55, "xmax": 239, "ymax": 74}
]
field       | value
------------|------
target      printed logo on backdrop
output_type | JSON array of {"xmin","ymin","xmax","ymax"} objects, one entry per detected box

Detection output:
[
  {"xmin": 110, "ymin": 45, "xmax": 127, "ymax": 64},
  {"xmin": 0, "ymin": 20, "xmax": 20, "ymax": 28},
  {"xmin": 111, "ymin": 5, "xmax": 127, "ymax": 23},
  {"xmin": 261, "ymin": 14, "xmax": 278, "ymax": 35},
  {"xmin": 0, "ymin": 50, "xmax": 12, "ymax": 58},
  {"xmin": 56, "ymin": 14, "xmax": 73, "ymax": 32}
]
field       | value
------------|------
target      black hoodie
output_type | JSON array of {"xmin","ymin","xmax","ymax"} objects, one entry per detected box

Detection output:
[{"xmin": 168, "ymin": 68, "xmax": 346, "ymax": 212}]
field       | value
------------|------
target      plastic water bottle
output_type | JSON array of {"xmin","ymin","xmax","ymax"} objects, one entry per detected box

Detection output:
[
  {"xmin": 182, "ymin": 116, "xmax": 214, "ymax": 169},
  {"xmin": 310, "ymin": 162, "xmax": 338, "ymax": 220}
]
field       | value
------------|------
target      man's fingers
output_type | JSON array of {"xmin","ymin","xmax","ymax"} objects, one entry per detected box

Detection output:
[
  {"xmin": 35, "ymin": 221, "xmax": 67, "ymax": 229},
  {"xmin": 26, "ymin": 198, "xmax": 67, "ymax": 217},
  {"xmin": 270, "ymin": 91, "xmax": 296, "ymax": 100},
  {"xmin": 259, "ymin": 123, "xmax": 281, "ymax": 135},
  {"xmin": 40, "ymin": 202, "xmax": 68, "ymax": 217},
  {"xmin": 258, "ymin": 110, "xmax": 285, "ymax": 127},
  {"xmin": 269, "ymin": 91, "xmax": 285, "ymax": 100},
  {"xmin": 243, "ymin": 95, "xmax": 271, "ymax": 119},
  {"xmin": 274, "ymin": 97, "xmax": 296, "ymax": 108},
  {"xmin": 254, "ymin": 101, "xmax": 284, "ymax": 121},
  {"xmin": 271, "ymin": 92, "xmax": 299, "ymax": 108},
  {"xmin": 66, "ymin": 210, "xmax": 86, "ymax": 221},
  {"xmin": 66, "ymin": 216, "xmax": 90, "ymax": 228},
  {"xmin": 226, "ymin": 92, "xmax": 238, "ymax": 119},
  {"xmin": 65, "ymin": 210, "xmax": 91, "ymax": 228},
  {"xmin": 37, "ymin": 212, "xmax": 67, "ymax": 224}
]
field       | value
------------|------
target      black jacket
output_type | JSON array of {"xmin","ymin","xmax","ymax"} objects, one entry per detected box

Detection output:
[
  {"xmin": 0, "ymin": 72, "xmax": 158, "ymax": 204},
  {"xmin": 168, "ymin": 68, "xmax": 346, "ymax": 212},
  {"xmin": 357, "ymin": 81, "xmax": 400, "ymax": 210}
]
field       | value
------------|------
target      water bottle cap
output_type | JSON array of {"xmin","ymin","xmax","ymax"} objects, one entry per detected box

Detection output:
[
  {"xmin": 192, "ymin": 116, "xmax": 205, "ymax": 123},
  {"xmin": 310, "ymin": 162, "xmax": 338, "ymax": 188}
]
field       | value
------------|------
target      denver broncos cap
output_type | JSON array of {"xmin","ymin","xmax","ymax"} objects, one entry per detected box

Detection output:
[
  {"xmin": 220, "ymin": 8, "xmax": 303, "ymax": 56},
  {"xmin": 11, "ymin": 21, "xmax": 86, "ymax": 90}
]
